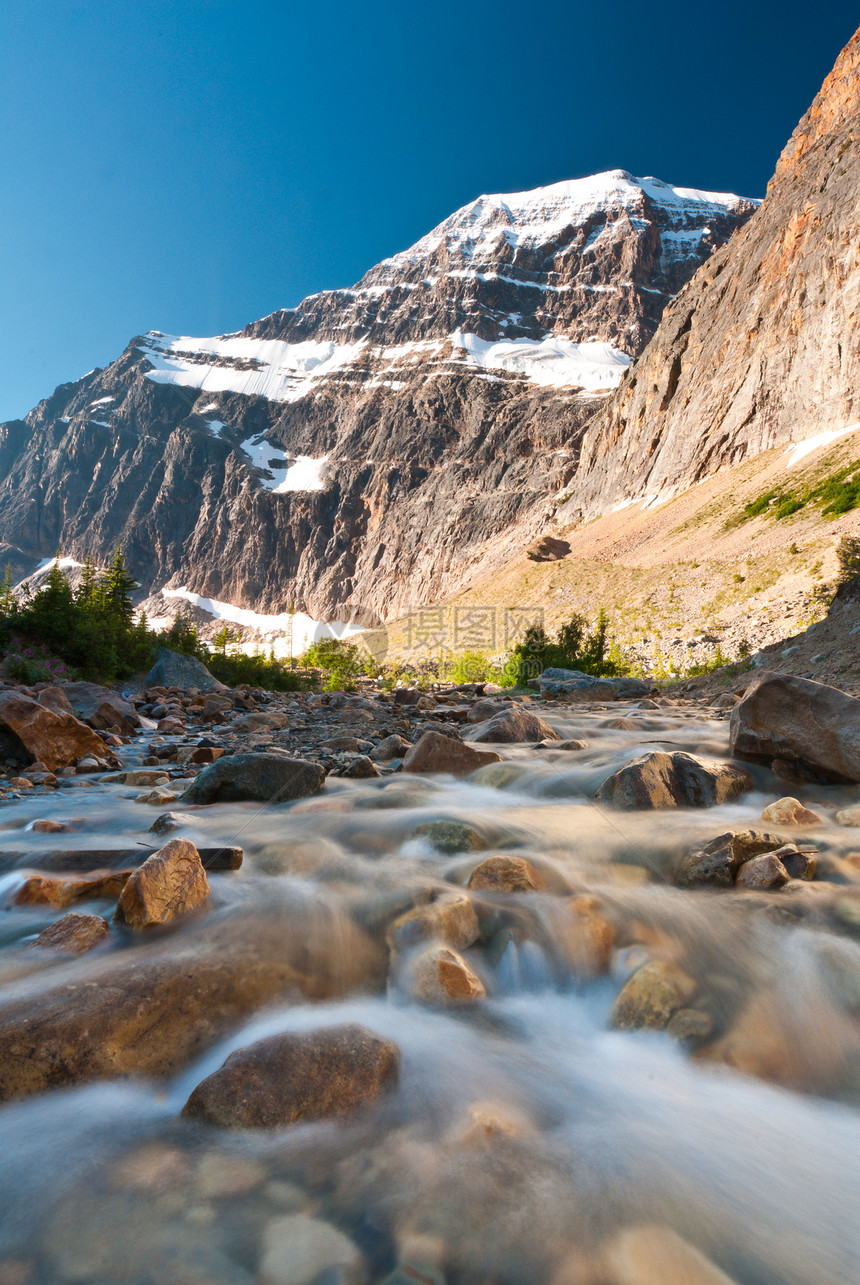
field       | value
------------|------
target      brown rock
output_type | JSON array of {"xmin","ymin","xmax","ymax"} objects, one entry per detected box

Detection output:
[
  {"xmin": 62, "ymin": 682, "xmax": 140, "ymax": 734},
  {"xmin": 604, "ymin": 1224, "xmax": 739, "ymax": 1285},
  {"xmin": 465, "ymin": 698, "xmax": 509, "ymax": 724},
  {"xmin": 526, "ymin": 535, "xmax": 570, "ymax": 562},
  {"xmin": 467, "ymin": 855, "xmax": 545, "ymax": 893},
  {"xmin": 610, "ymin": 961, "xmax": 697, "ymax": 1031},
  {"xmin": 370, "ymin": 734, "xmax": 412, "ymax": 761},
  {"xmin": 730, "ymin": 672, "xmax": 860, "ymax": 783},
  {"xmin": 735, "ymin": 852, "xmax": 790, "ymax": 890},
  {"xmin": 340, "ymin": 755, "xmax": 381, "ymax": 778},
  {"xmin": 471, "ymin": 707, "xmax": 561, "ymax": 744},
  {"xmin": 0, "ymin": 692, "xmax": 110, "ymax": 773},
  {"xmin": 675, "ymin": 829, "xmax": 785, "ymax": 886},
  {"xmin": 408, "ymin": 944, "xmax": 486, "ymax": 1002},
  {"xmin": 115, "ymin": 839, "xmax": 210, "ymax": 929},
  {"xmin": 760, "ymin": 796, "xmax": 823, "ymax": 826},
  {"xmin": 0, "ymin": 906, "xmax": 386, "ymax": 1102},
  {"xmin": 665, "ymin": 1008, "xmax": 714, "ymax": 1042},
  {"xmin": 13, "ymin": 869, "xmax": 131, "ymax": 908},
  {"xmin": 388, "ymin": 891, "xmax": 480, "ymax": 953},
  {"xmin": 27, "ymin": 912, "xmax": 110, "ymax": 954},
  {"xmin": 36, "ymin": 687, "xmax": 74, "ymax": 717},
  {"xmin": 558, "ymin": 895, "xmax": 614, "ymax": 976},
  {"xmin": 181, "ymin": 1023, "xmax": 399, "ymax": 1128},
  {"xmin": 595, "ymin": 751, "xmax": 752, "ymax": 810},
  {"xmin": 402, "ymin": 731, "xmax": 502, "ymax": 775},
  {"xmin": 835, "ymin": 805, "xmax": 860, "ymax": 828},
  {"xmin": 772, "ymin": 843, "xmax": 817, "ymax": 880}
]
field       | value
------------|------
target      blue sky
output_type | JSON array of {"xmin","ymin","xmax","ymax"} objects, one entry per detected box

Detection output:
[{"xmin": 0, "ymin": 0, "xmax": 856, "ymax": 421}]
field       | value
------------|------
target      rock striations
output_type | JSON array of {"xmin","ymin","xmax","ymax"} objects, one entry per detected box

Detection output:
[
  {"xmin": 0, "ymin": 174, "xmax": 755, "ymax": 627},
  {"xmin": 573, "ymin": 26, "xmax": 860, "ymax": 515}
]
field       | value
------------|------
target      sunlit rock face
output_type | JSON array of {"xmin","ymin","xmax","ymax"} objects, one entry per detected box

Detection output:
[
  {"xmin": 0, "ymin": 172, "xmax": 755, "ymax": 624},
  {"xmin": 573, "ymin": 28, "xmax": 860, "ymax": 517}
]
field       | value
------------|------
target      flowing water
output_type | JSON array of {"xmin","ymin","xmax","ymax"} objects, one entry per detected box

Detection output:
[{"xmin": 0, "ymin": 701, "xmax": 859, "ymax": 1284}]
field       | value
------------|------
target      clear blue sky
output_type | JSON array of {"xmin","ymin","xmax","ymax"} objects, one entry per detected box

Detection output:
[{"xmin": 1, "ymin": 0, "xmax": 856, "ymax": 421}]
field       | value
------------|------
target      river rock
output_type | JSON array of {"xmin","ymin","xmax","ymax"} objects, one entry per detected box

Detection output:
[
  {"xmin": 259, "ymin": 1213, "xmax": 364, "ymax": 1285},
  {"xmin": 62, "ymin": 681, "xmax": 140, "ymax": 734},
  {"xmin": 604, "ymin": 1223, "xmax": 739, "ymax": 1285},
  {"xmin": 115, "ymin": 839, "xmax": 210, "ymax": 928},
  {"xmin": 467, "ymin": 855, "xmax": 545, "ymax": 893},
  {"xmin": 735, "ymin": 851, "xmax": 790, "ymax": 890},
  {"xmin": 595, "ymin": 751, "xmax": 753, "ymax": 810},
  {"xmin": 36, "ymin": 686, "xmax": 74, "ymax": 717},
  {"xmin": 0, "ymin": 691, "xmax": 111, "ymax": 772},
  {"xmin": 180, "ymin": 753, "xmax": 325, "ymax": 804},
  {"xmin": 610, "ymin": 961, "xmax": 697, "ymax": 1030},
  {"xmin": 466, "ymin": 698, "xmax": 510, "ymax": 723},
  {"xmin": 388, "ymin": 891, "xmax": 480, "ymax": 952},
  {"xmin": 730, "ymin": 671, "xmax": 860, "ymax": 783},
  {"xmin": 674, "ymin": 830, "xmax": 785, "ymax": 887},
  {"xmin": 471, "ymin": 708, "xmax": 560, "ymax": 744},
  {"xmin": 144, "ymin": 647, "xmax": 226, "ymax": 692},
  {"xmin": 233, "ymin": 710, "xmax": 289, "ymax": 731},
  {"xmin": 760, "ymin": 796, "xmax": 823, "ymax": 825},
  {"xmin": 772, "ymin": 843, "xmax": 817, "ymax": 880},
  {"xmin": 528, "ymin": 669, "xmax": 652, "ymax": 700},
  {"xmin": 370, "ymin": 734, "xmax": 413, "ymax": 761},
  {"xmin": 411, "ymin": 820, "xmax": 487, "ymax": 854},
  {"xmin": 407, "ymin": 943, "xmax": 486, "ymax": 1002},
  {"xmin": 27, "ymin": 912, "xmax": 110, "ymax": 954},
  {"xmin": 835, "ymin": 805, "xmax": 860, "ymax": 827},
  {"xmin": 557, "ymin": 895, "xmax": 614, "ymax": 976},
  {"xmin": 0, "ymin": 906, "xmax": 386, "ymax": 1101},
  {"xmin": 150, "ymin": 810, "xmax": 196, "ymax": 835},
  {"xmin": 182, "ymin": 1023, "xmax": 399, "ymax": 1128},
  {"xmin": 340, "ymin": 754, "xmax": 381, "ymax": 778},
  {"xmin": 402, "ymin": 731, "xmax": 502, "ymax": 775},
  {"xmin": 13, "ymin": 868, "xmax": 131, "ymax": 908}
]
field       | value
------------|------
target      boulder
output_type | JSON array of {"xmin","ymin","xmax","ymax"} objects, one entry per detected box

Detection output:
[
  {"xmin": 603, "ymin": 1224, "xmax": 740, "ymax": 1285},
  {"xmin": 471, "ymin": 708, "xmax": 561, "ymax": 744},
  {"xmin": 735, "ymin": 851, "xmax": 790, "ymax": 890},
  {"xmin": 411, "ymin": 820, "xmax": 487, "ymax": 854},
  {"xmin": 259, "ymin": 1214, "xmax": 363, "ymax": 1285},
  {"xmin": 144, "ymin": 647, "xmax": 226, "ymax": 693},
  {"xmin": 340, "ymin": 755, "xmax": 381, "ymax": 778},
  {"xmin": 388, "ymin": 892, "xmax": 480, "ymax": 953},
  {"xmin": 115, "ymin": 839, "xmax": 210, "ymax": 929},
  {"xmin": 674, "ymin": 830, "xmax": 785, "ymax": 887},
  {"xmin": 760, "ymin": 795, "xmax": 823, "ymax": 825},
  {"xmin": 557, "ymin": 895, "xmax": 614, "ymax": 976},
  {"xmin": 182, "ymin": 1023, "xmax": 399, "ymax": 1128},
  {"xmin": 27, "ymin": 912, "xmax": 110, "ymax": 954},
  {"xmin": 370, "ymin": 734, "xmax": 413, "ymax": 761},
  {"xmin": 402, "ymin": 731, "xmax": 502, "ymax": 776},
  {"xmin": 180, "ymin": 753, "xmax": 325, "ymax": 804},
  {"xmin": 528, "ymin": 668, "xmax": 652, "ymax": 700},
  {"xmin": 13, "ymin": 869, "xmax": 131, "ymax": 908},
  {"xmin": 62, "ymin": 682, "xmax": 140, "ymax": 734},
  {"xmin": 836, "ymin": 806, "xmax": 860, "ymax": 827},
  {"xmin": 0, "ymin": 906, "xmax": 386, "ymax": 1102},
  {"xmin": 609, "ymin": 961, "xmax": 697, "ymax": 1031},
  {"xmin": 465, "ymin": 698, "xmax": 510, "ymax": 724},
  {"xmin": 0, "ymin": 692, "xmax": 110, "ymax": 772},
  {"xmin": 525, "ymin": 535, "xmax": 571, "ymax": 561},
  {"xmin": 407, "ymin": 944, "xmax": 486, "ymax": 1003},
  {"xmin": 595, "ymin": 751, "xmax": 753, "ymax": 810},
  {"xmin": 36, "ymin": 687, "xmax": 74, "ymax": 717},
  {"xmin": 467, "ymin": 854, "xmax": 544, "ymax": 893},
  {"xmin": 730, "ymin": 671, "xmax": 860, "ymax": 783}
]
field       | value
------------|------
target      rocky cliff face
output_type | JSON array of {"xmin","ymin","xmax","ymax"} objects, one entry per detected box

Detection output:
[
  {"xmin": 0, "ymin": 172, "xmax": 755, "ymax": 630},
  {"xmin": 573, "ymin": 27, "xmax": 860, "ymax": 515}
]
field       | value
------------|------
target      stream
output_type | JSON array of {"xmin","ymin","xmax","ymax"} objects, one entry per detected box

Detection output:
[{"xmin": 0, "ymin": 699, "xmax": 859, "ymax": 1284}]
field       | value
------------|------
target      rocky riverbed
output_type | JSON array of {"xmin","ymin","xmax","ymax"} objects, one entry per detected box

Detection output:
[{"xmin": 0, "ymin": 662, "xmax": 859, "ymax": 1283}]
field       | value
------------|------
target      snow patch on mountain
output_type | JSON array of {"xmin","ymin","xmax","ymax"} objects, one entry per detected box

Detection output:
[{"xmin": 161, "ymin": 586, "xmax": 363, "ymax": 655}]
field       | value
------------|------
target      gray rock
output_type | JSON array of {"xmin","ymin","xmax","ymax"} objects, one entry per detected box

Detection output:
[
  {"xmin": 595, "ymin": 750, "xmax": 753, "ymax": 810},
  {"xmin": 528, "ymin": 668, "xmax": 652, "ymax": 700},
  {"xmin": 471, "ymin": 707, "xmax": 560, "ymax": 744},
  {"xmin": 144, "ymin": 648, "xmax": 226, "ymax": 693},
  {"xmin": 260, "ymin": 1213, "xmax": 363, "ymax": 1285},
  {"xmin": 180, "ymin": 753, "xmax": 325, "ymax": 804},
  {"xmin": 730, "ymin": 671, "xmax": 860, "ymax": 783},
  {"xmin": 62, "ymin": 681, "xmax": 140, "ymax": 734}
]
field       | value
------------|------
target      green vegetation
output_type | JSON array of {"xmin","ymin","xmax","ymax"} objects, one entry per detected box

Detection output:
[
  {"xmin": 508, "ymin": 609, "xmax": 631, "ymax": 685},
  {"xmin": 0, "ymin": 552, "xmax": 306, "ymax": 690},
  {"xmin": 731, "ymin": 459, "xmax": 860, "ymax": 527},
  {"xmin": 303, "ymin": 637, "xmax": 369, "ymax": 691},
  {"xmin": 837, "ymin": 534, "xmax": 860, "ymax": 582}
]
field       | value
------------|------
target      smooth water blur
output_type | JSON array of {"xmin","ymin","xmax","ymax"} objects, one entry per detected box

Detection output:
[{"xmin": 0, "ymin": 702, "xmax": 859, "ymax": 1283}]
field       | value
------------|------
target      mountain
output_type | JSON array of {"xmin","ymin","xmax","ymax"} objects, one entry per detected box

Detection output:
[
  {"xmin": 572, "ymin": 28, "xmax": 860, "ymax": 516},
  {"xmin": 0, "ymin": 172, "xmax": 756, "ymax": 636}
]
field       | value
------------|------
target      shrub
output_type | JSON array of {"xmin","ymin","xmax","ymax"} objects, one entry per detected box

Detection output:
[
  {"xmin": 5, "ymin": 640, "xmax": 74, "ymax": 685},
  {"xmin": 507, "ymin": 609, "xmax": 629, "ymax": 684}
]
